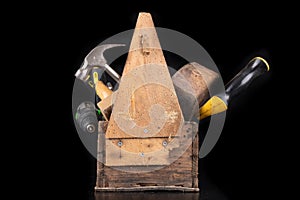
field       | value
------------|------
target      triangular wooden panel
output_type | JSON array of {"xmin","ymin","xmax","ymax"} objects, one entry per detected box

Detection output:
[
  {"xmin": 122, "ymin": 13, "xmax": 167, "ymax": 75},
  {"xmin": 105, "ymin": 13, "xmax": 184, "ymax": 166}
]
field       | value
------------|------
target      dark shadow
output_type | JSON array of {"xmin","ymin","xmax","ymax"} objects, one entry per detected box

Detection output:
[{"xmin": 94, "ymin": 192, "xmax": 200, "ymax": 200}]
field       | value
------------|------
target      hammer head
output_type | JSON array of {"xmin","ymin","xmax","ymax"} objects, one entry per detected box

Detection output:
[{"xmin": 75, "ymin": 44, "xmax": 125, "ymax": 81}]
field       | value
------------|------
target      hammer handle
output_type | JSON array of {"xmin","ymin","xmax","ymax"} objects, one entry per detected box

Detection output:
[{"xmin": 104, "ymin": 64, "xmax": 120, "ymax": 83}]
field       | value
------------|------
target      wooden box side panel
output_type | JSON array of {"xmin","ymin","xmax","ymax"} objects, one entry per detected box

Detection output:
[{"xmin": 96, "ymin": 133, "xmax": 199, "ymax": 189}]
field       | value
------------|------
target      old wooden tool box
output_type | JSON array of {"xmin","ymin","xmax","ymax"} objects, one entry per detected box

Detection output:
[{"xmin": 95, "ymin": 12, "xmax": 203, "ymax": 192}]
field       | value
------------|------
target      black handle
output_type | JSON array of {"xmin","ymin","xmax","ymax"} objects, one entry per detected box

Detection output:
[{"xmin": 225, "ymin": 57, "xmax": 269, "ymax": 103}]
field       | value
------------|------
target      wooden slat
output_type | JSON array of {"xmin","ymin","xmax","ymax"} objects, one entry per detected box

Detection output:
[
  {"xmin": 192, "ymin": 133, "xmax": 199, "ymax": 188},
  {"xmin": 105, "ymin": 138, "xmax": 173, "ymax": 166},
  {"xmin": 95, "ymin": 186, "xmax": 199, "ymax": 192},
  {"xmin": 96, "ymin": 121, "xmax": 108, "ymax": 188},
  {"xmin": 105, "ymin": 121, "xmax": 196, "ymax": 166},
  {"xmin": 97, "ymin": 93, "xmax": 114, "ymax": 121},
  {"xmin": 108, "ymin": 138, "xmax": 176, "ymax": 154}
]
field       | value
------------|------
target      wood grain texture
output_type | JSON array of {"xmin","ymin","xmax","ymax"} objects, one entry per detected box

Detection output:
[
  {"xmin": 97, "ymin": 94, "xmax": 113, "ymax": 121},
  {"xmin": 192, "ymin": 132, "xmax": 199, "ymax": 188},
  {"xmin": 96, "ymin": 121, "xmax": 108, "ymax": 188},
  {"xmin": 96, "ymin": 141, "xmax": 197, "ymax": 188},
  {"xmin": 105, "ymin": 121, "xmax": 196, "ymax": 166},
  {"xmin": 95, "ymin": 186, "xmax": 199, "ymax": 192},
  {"xmin": 122, "ymin": 12, "xmax": 165, "ymax": 75},
  {"xmin": 95, "ymin": 12, "xmax": 200, "ymax": 192},
  {"xmin": 105, "ymin": 12, "xmax": 184, "ymax": 163},
  {"xmin": 96, "ymin": 122, "xmax": 199, "ymax": 191},
  {"xmin": 173, "ymin": 62, "xmax": 220, "ymax": 107},
  {"xmin": 95, "ymin": 80, "xmax": 112, "ymax": 100},
  {"xmin": 97, "ymin": 61, "xmax": 219, "ymax": 122}
]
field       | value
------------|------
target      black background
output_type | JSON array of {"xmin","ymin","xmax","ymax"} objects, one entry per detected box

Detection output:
[{"xmin": 12, "ymin": 0, "xmax": 295, "ymax": 200}]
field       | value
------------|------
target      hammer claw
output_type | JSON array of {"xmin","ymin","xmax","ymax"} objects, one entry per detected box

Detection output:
[{"xmin": 75, "ymin": 44, "xmax": 125, "ymax": 82}]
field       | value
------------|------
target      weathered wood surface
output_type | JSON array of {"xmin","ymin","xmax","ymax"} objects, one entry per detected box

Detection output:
[
  {"xmin": 96, "ymin": 121, "xmax": 108, "ymax": 187},
  {"xmin": 105, "ymin": 121, "xmax": 197, "ymax": 166},
  {"xmin": 95, "ymin": 12, "xmax": 200, "ymax": 192},
  {"xmin": 104, "ymin": 12, "xmax": 184, "ymax": 166},
  {"xmin": 192, "ymin": 127, "xmax": 199, "ymax": 188},
  {"xmin": 96, "ymin": 120, "xmax": 199, "ymax": 189},
  {"xmin": 96, "ymin": 81, "xmax": 113, "ymax": 121},
  {"xmin": 96, "ymin": 135, "xmax": 199, "ymax": 190},
  {"xmin": 121, "ymin": 12, "xmax": 167, "ymax": 75},
  {"xmin": 97, "ymin": 94, "xmax": 113, "ymax": 121},
  {"xmin": 95, "ymin": 186, "xmax": 199, "ymax": 192},
  {"xmin": 98, "ymin": 61, "xmax": 219, "ymax": 122}
]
